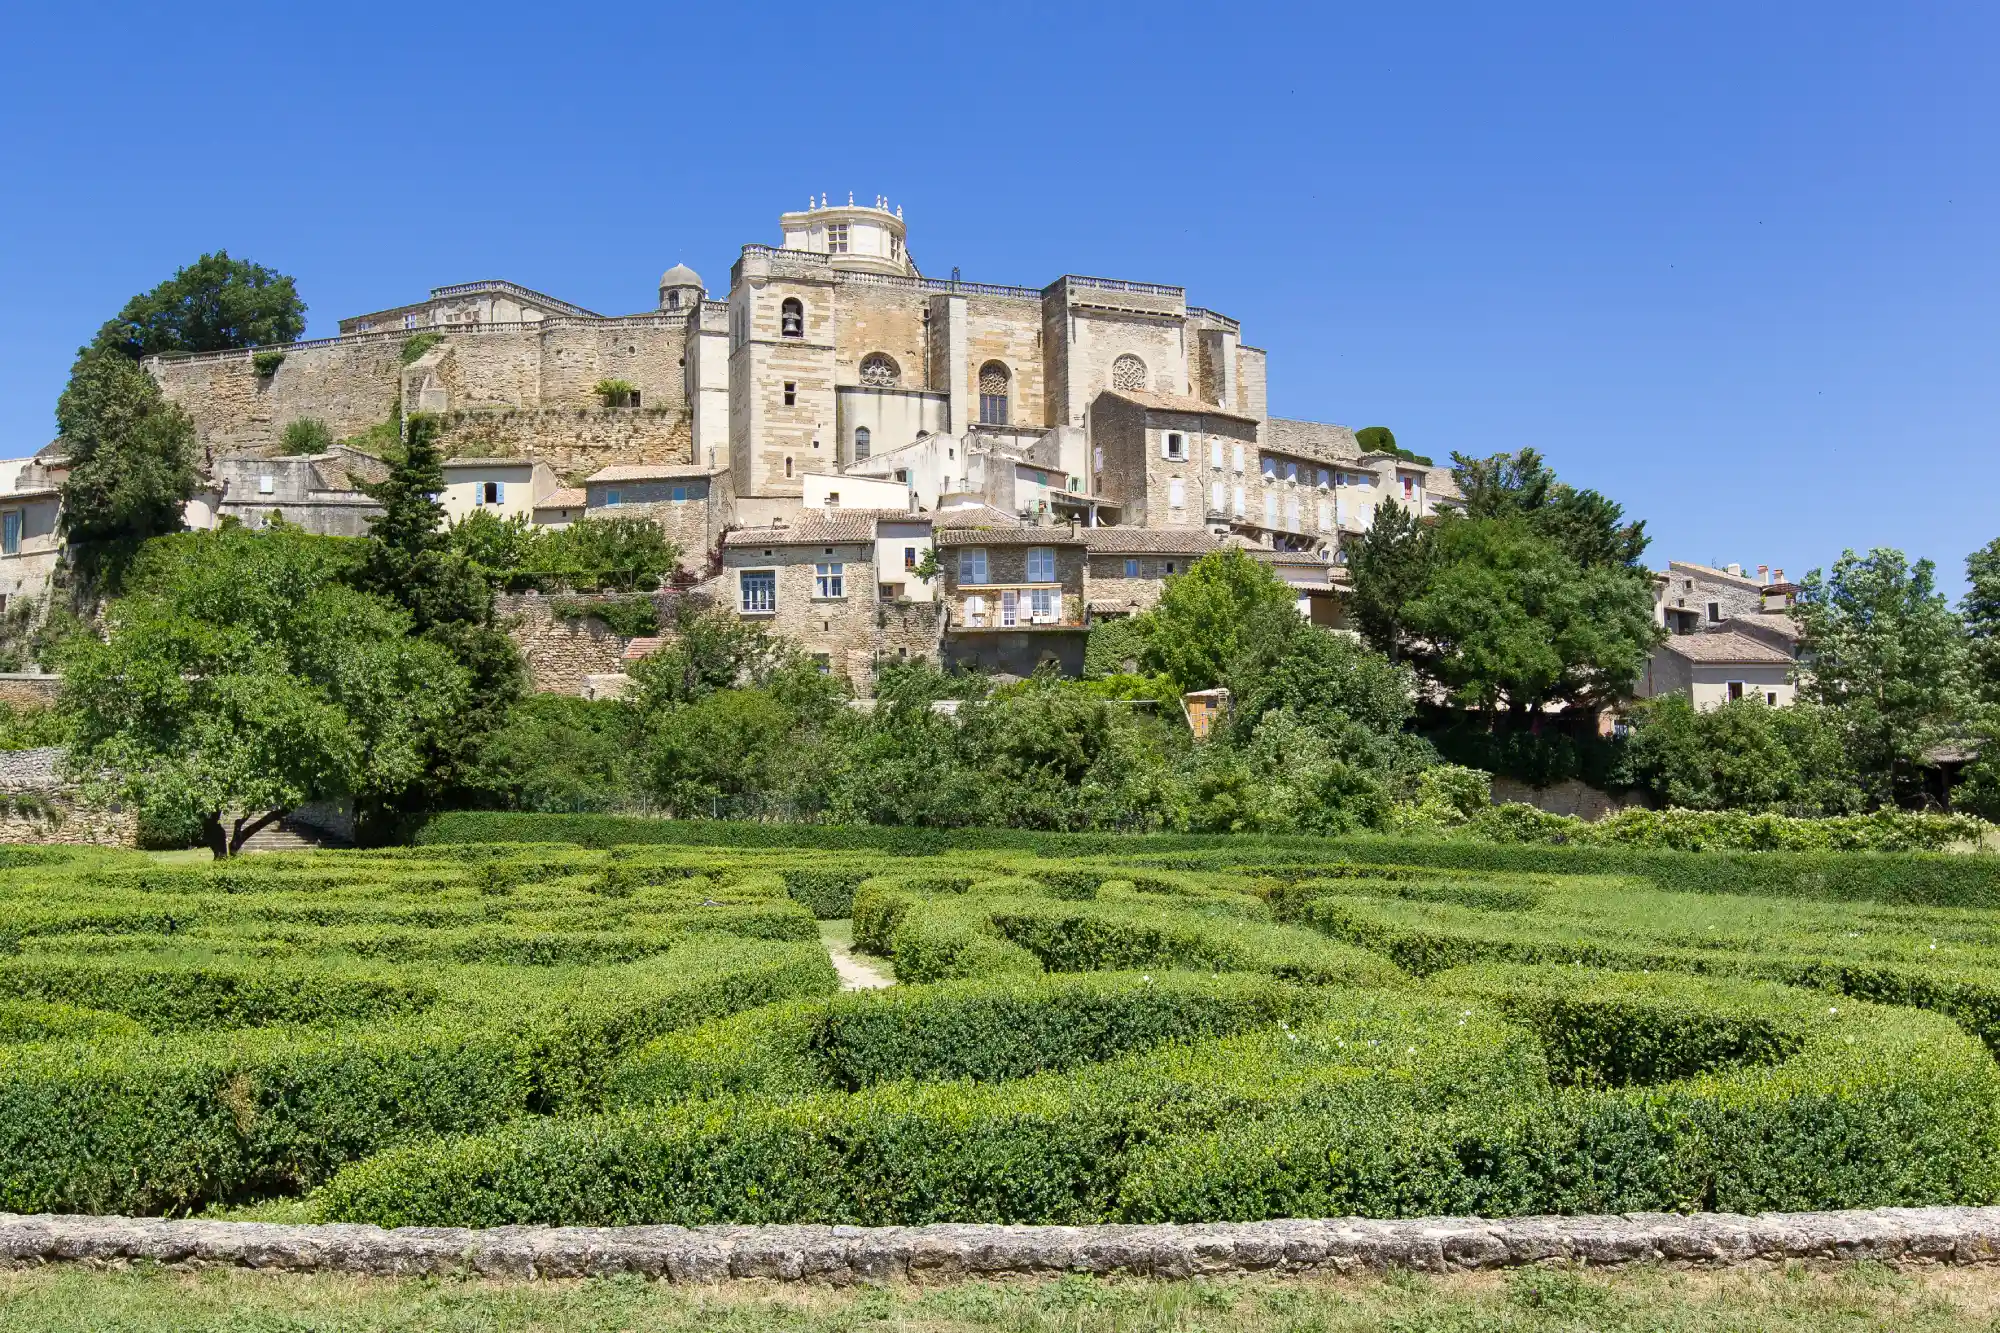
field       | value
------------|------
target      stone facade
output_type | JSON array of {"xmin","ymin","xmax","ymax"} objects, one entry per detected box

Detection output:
[{"xmin": 720, "ymin": 516, "xmax": 928, "ymax": 692}]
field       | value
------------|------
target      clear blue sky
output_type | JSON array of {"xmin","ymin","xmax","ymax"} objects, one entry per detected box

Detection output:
[{"xmin": 2, "ymin": 3, "xmax": 1994, "ymax": 590}]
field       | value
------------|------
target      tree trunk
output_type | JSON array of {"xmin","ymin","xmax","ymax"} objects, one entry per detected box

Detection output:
[{"xmin": 202, "ymin": 813, "xmax": 230, "ymax": 861}]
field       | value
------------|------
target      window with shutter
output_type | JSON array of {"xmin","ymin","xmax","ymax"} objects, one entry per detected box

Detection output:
[
  {"xmin": 1265, "ymin": 494, "xmax": 1278, "ymax": 528},
  {"xmin": 1211, "ymin": 481, "xmax": 1225, "ymax": 512},
  {"xmin": 1026, "ymin": 547, "xmax": 1056, "ymax": 582},
  {"xmin": 1232, "ymin": 443, "xmax": 1244, "ymax": 472},
  {"xmin": 1169, "ymin": 479, "xmax": 1185, "ymax": 508},
  {"xmin": 1232, "ymin": 485, "xmax": 1245, "ymax": 516},
  {"xmin": 1000, "ymin": 589, "xmax": 1020, "ymax": 627},
  {"xmin": 959, "ymin": 548, "xmax": 988, "ymax": 584},
  {"xmin": 964, "ymin": 595, "xmax": 986, "ymax": 627},
  {"xmin": 1209, "ymin": 438, "xmax": 1223, "ymax": 468}
]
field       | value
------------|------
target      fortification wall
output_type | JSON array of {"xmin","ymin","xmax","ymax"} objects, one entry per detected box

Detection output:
[
  {"xmin": 498, "ymin": 590, "xmax": 693, "ymax": 696},
  {"xmin": 434, "ymin": 409, "xmax": 693, "ymax": 480},
  {"xmin": 151, "ymin": 322, "xmax": 698, "ymax": 460},
  {"xmin": 150, "ymin": 340, "xmax": 407, "ymax": 455}
]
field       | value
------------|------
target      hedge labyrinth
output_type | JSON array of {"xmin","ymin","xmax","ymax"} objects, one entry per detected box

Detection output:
[{"xmin": 4, "ymin": 834, "xmax": 2000, "ymax": 1230}]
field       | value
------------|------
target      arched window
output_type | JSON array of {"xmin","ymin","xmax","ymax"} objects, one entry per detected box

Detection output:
[
  {"xmin": 665, "ymin": 290, "xmax": 680, "ymax": 310},
  {"xmin": 780, "ymin": 298, "xmax": 804, "ymax": 338},
  {"xmin": 859, "ymin": 353, "xmax": 899, "ymax": 387},
  {"xmin": 1112, "ymin": 354, "xmax": 1146, "ymax": 392},
  {"xmin": 978, "ymin": 361, "xmax": 1010, "ymax": 425},
  {"xmin": 854, "ymin": 426, "xmax": 871, "ymax": 460}
]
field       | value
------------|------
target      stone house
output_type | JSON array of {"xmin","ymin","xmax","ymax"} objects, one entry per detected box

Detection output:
[
  {"xmin": 532, "ymin": 487, "xmax": 585, "ymax": 528},
  {"xmin": 1653, "ymin": 560, "xmax": 1791, "ymax": 635},
  {"xmin": 1637, "ymin": 631, "xmax": 1797, "ymax": 710},
  {"xmin": 209, "ymin": 447, "xmax": 387, "ymax": 537},
  {"xmin": 935, "ymin": 525, "xmax": 1088, "ymax": 678},
  {"xmin": 0, "ymin": 464, "xmax": 64, "ymax": 616},
  {"xmin": 438, "ymin": 458, "xmax": 561, "ymax": 523},
  {"xmin": 584, "ymin": 463, "xmax": 734, "ymax": 574},
  {"xmin": 718, "ymin": 513, "xmax": 938, "ymax": 688},
  {"xmin": 1077, "ymin": 526, "xmax": 1218, "ymax": 620}
]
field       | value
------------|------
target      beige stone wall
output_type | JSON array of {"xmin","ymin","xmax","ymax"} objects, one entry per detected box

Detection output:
[
  {"xmin": 831, "ymin": 285, "xmax": 929, "ymax": 393},
  {"xmin": 731, "ymin": 265, "xmax": 839, "ymax": 500},
  {"xmin": 498, "ymin": 591, "xmax": 680, "ymax": 696},
  {"xmin": 941, "ymin": 541, "xmax": 1085, "ymax": 626},
  {"xmin": 150, "ymin": 339, "xmax": 408, "ymax": 455},
  {"xmin": 1083, "ymin": 554, "xmax": 1186, "ymax": 613},
  {"xmin": 535, "ymin": 323, "xmax": 694, "ymax": 412},
  {"xmin": 0, "ymin": 675, "xmax": 58, "ymax": 709},
  {"xmin": 1236, "ymin": 346, "xmax": 1268, "ymax": 428},
  {"xmin": 0, "ymin": 799, "xmax": 137, "ymax": 849},
  {"xmin": 963, "ymin": 297, "xmax": 1046, "ymax": 429},
  {"xmin": 1064, "ymin": 312, "xmax": 1189, "ymax": 424},
  {"xmin": 1490, "ymin": 777, "xmax": 1652, "ymax": 822},
  {"xmin": 434, "ymin": 408, "xmax": 692, "ymax": 479}
]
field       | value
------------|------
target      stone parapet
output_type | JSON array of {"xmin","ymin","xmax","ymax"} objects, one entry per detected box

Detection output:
[{"xmin": 2, "ymin": 1208, "xmax": 1999, "ymax": 1280}]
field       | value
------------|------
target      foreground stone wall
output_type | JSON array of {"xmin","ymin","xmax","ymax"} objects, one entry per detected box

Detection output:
[
  {"xmin": 498, "ymin": 592, "xmax": 682, "ymax": 696},
  {"xmin": 4, "ymin": 1208, "xmax": 1999, "ymax": 1281}
]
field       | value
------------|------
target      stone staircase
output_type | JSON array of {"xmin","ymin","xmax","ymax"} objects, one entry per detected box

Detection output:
[{"xmin": 237, "ymin": 816, "xmax": 353, "ymax": 854}]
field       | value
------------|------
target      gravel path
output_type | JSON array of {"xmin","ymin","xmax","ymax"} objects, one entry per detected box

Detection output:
[{"xmin": 819, "ymin": 923, "xmax": 892, "ymax": 990}]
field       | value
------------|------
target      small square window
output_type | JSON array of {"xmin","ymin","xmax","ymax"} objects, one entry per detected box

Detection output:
[
  {"xmin": 1124, "ymin": 558, "xmax": 1140, "ymax": 578},
  {"xmin": 815, "ymin": 562, "xmax": 845, "ymax": 598},
  {"xmin": 606, "ymin": 490, "xmax": 621, "ymax": 506},
  {"xmin": 1026, "ymin": 546, "xmax": 1056, "ymax": 582},
  {"xmin": 904, "ymin": 546, "xmax": 918, "ymax": 569},
  {"xmin": 258, "ymin": 475, "xmax": 274, "ymax": 495},
  {"xmin": 959, "ymin": 548, "xmax": 988, "ymax": 584},
  {"xmin": 783, "ymin": 382, "xmax": 796, "ymax": 406},
  {"xmin": 1707, "ymin": 602, "xmax": 1722, "ymax": 622},
  {"xmin": 670, "ymin": 486, "xmax": 688, "ymax": 503}
]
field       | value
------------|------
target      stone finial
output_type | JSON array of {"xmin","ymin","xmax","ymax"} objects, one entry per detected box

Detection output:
[{"xmin": 848, "ymin": 191, "xmax": 855, "ymax": 205}]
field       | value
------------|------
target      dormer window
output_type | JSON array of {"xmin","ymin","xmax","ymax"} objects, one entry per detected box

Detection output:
[{"xmin": 780, "ymin": 298, "xmax": 804, "ymax": 338}]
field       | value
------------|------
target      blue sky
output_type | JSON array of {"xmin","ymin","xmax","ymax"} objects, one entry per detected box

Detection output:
[{"xmin": 2, "ymin": 3, "xmax": 1994, "ymax": 590}]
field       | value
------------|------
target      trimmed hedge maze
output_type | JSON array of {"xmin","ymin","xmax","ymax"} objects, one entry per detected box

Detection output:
[{"xmin": 7, "ymin": 834, "xmax": 2000, "ymax": 1227}]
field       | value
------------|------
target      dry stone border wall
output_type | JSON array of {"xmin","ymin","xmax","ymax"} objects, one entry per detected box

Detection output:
[{"xmin": 5, "ymin": 1208, "xmax": 2000, "ymax": 1281}]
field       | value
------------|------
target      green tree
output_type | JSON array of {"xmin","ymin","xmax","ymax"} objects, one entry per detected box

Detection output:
[
  {"xmin": 93, "ymin": 251, "xmax": 306, "ymax": 360},
  {"xmin": 1344, "ymin": 498, "xmax": 1432, "ymax": 659},
  {"xmin": 58, "ymin": 525, "xmax": 466, "ymax": 857},
  {"xmin": 1139, "ymin": 548, "xmax": 1299, "ymax": 695},
  {"xmin": 1624, "ymin": 695, "xmax": 1861, "ymax": 815},
  {"xmin": 626, "ymin": 599, "xmax": 775, "ymax": 714},
  {"xmin": 1451, "ymin": 448, "xmax": 1648, "ymax": 569},
  {"xmin": 54, "ymin": 348, "xmax": 201, "ymax": 582},
  {"xmin": 1795, "ymin": 547, "xmax": 1970, "ymax": 807},
  {"xmin": 644, "ymin": 688, "xmax": 799, "ymax": 817},
  {"xmin": 453, "ymin": 695, "xmax": 646, "ymax": 813},
  {"xmin": 1400, "ymin": 516, "xmax": 1659, "ymax": 715},
  {"xmin": 353, "ymin": 414, "xmax": 523, "ymax": 793}
]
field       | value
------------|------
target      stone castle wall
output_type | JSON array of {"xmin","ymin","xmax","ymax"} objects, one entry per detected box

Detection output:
[
  {"xmin": 150, "ymin": 340, "xmax": 408, "ymax": 455},
  {"xmin": 434, "ymin": 409, "xmax": 693, "ymax": 480}
]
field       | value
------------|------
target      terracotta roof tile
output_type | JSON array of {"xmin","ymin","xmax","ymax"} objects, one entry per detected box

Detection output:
[
  {"xmin": 1075, "ymin": 526, "xmax": 1220, "ymax": 554},
  {"xmin": 1660, "ymin": 631, "xmax": 1795, "ymax": 665},
  {"xmin": 722, "ymin": 515, "xmax": 881, "ymax": 547},
  {"xmin": 586, "ymin": 463, "xmax": 725, "ymax": 483},
  {"xmin": 935, "ymin": 528, "xmax": 1085, "ymax": 548},
  {"xmin": 1096, "ymin": 388, "xmax": 1260, "ymax": 424},
  {"xmin": 931, "ymin": 503, "xmax": 1022, "ymax": 530},
  {"xmin": 536, "ymin": 488, "xmax": 585, "ymax": 509}
]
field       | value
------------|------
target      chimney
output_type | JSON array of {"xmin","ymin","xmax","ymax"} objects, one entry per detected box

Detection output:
[
  {"xmin": 1773, "ymin": 568, "xmax": 1784, "ymax": 583},
  {"xmin": 1757, "ymin": 564, "xmax": 1769, "ymax": 585},
  {"xmin": 1726, "ymin": 563, "xmax": 1743, "ymax": 577}
]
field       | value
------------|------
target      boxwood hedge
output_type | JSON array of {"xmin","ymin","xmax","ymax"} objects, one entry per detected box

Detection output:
[{"xmin": 11, "ymin": 834, "xmax": 2000, "ymax": 1227}]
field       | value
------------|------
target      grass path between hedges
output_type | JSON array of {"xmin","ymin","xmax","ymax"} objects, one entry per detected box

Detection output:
[
  {"xmin": 820, "ymin": 919, "xmax": 894, "ymax": 990},
  {"xmin": 3, "ymin": 1262, "xmax": 2000, "ymax": 1331}
]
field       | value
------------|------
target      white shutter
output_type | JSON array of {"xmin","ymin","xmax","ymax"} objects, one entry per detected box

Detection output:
[
  {"xmin": 1232, "ymin": 443, "xmax": 1244, "ymax": 472},
  {"xmin": 1233, "ymin": 485, "xmax": 1245, "ymax": 516},
  {"xmin": 1209, "ymin": 438, "xmax": 1222, "ymax": 468},
  {"xmin": 1211, "ymin": 481, "xmax": 1225, "ymax": 512},
  {"xmin": 495, "ymin": 480, "xmax": 506, "ymax": 504},
  {"xmin": 1169, "ymin": 479, "xmax": 1185, "ymax": 508}
]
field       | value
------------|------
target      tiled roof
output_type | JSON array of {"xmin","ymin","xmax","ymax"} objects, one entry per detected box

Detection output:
[
  {"xmin": 1088, "ymin": 597, "xmax": 1137, "ymax": 614},
  {"xmin": 1725, "ymin": 612, "xmax": 1801, "ymax": 640},
  {"xmin": 1660, "ymin": 631, "xmax": 1795, "ymax": 665},
  {"xmin": 586, "ymin": 463, "xmax": 725, "ymax": 483},
  {"xmin": 441, "ymin": 457, "xmax": 539, "ymax": 469},
  {"xmin": 1263, "ymin": 418, "xmax": 1363, "ymax": 465},
  {"xmin": 1076, "ymin": 526, "xmax": 1219, "ymax": 554},
  {"xmin": 536, "ymin": 488, "xmax": 585, "ymax": 509},
  {"xmin": 931, "ymin": 503, "xmax": 1021, "ymax": 530},
  {"xmin": 935, "ymin": 527, "xmax": 1085, "ymax": 548},
  {"xmin": 722, "ymin": 514, "xmax": 881, "ymax": 547},
  {"xmin": 622, "ymin": 636, "xmax": 664, "ymax": 660},
  {"xmin": 1665, "ymin": 560, "xmax": 1766, "ymax": 591},
  {"xmin": 1096, "ymin": 388, "xmax": 1260, "ymax": 424}
]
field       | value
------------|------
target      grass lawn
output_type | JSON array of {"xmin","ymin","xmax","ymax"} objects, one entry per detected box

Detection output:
[{"xmin": 2, "ymin": 1262, "xmax": 1998, "ymax": 1331}]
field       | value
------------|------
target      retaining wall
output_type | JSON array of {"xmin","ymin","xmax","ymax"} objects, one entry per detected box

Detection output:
[{"xmin": 4, "ymin": 1208, "xmax": 2000, "ymax": 1281}]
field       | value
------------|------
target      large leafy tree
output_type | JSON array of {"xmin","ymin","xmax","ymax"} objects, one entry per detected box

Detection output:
[
  {"xmin": 1349, "ymin": 449, "xmax": 1658, "ymax": 715},
  {"xmin": 1623, "ymin": 695, "xmax": 1861, "ymax": 815},
  {"xmin": 1139, "ymin": 548, "xmax": 1299, "ymax": 694},
  {"xmin": 1794, "ymin": 547, "xmax": 1970, "ymax": 807},
  {"xmin": 58, "ymin": 525, "xmax": 466, "ymax": 857},
  {"xmin": 54, "ymin": 348, "xmax": 201, "ymax": 583},
  {"xmin": 93, "ymin": 251, "xmax": 306, "ymax": 360}
]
